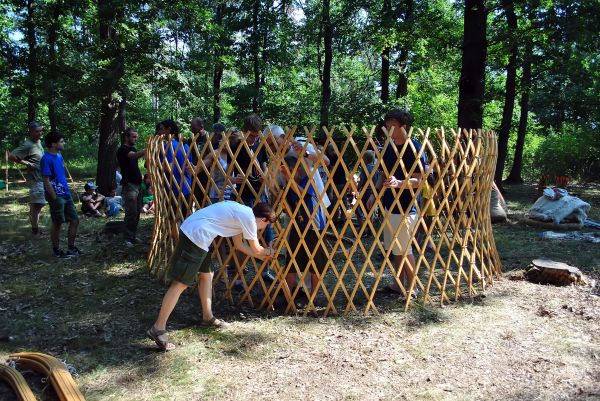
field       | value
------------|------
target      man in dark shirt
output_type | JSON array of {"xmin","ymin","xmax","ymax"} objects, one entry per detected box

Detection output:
[
  {"xmin": 367, "ymin": 109, "xmax": 425, "ymax": 299},
  {"xmin": 230, "ymin": 114, "xmax": 276, "ymax": 285},
  {"xmin": 117, "ymin": 127, "xmax": 145, "ymax": 245}
]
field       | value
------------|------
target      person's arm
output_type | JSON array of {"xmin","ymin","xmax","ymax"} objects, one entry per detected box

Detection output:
[
  {"xmin": 128, "ymin": 149, "xmax": 145, "ymax": 160},
  {"xmin": 232, "ymin": 234, "xmax": 274, "ymax": 261},
  {"xmin": 366, "ymin": 173, "xmax": 384, "ymax": 210},
  {"xmin": 43, "ymin": 176, "xmax": 57, "ymax": 200}
]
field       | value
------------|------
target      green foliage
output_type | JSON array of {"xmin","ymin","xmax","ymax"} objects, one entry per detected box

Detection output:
[{"xmin": 533, "ymin": 123, "xmax": 600, "ymax": 180}]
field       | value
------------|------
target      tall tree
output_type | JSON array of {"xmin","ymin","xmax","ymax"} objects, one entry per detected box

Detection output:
[
  {"xmin": 251, "ymin": 0, "xmax": 261, "ymax": 112},
  {"xmin": 96, "ymin": 0, "xmax": 125, "ymax": 195},
  {"xmin": 212, "ymin": 2, "xmax": 225, "ymax": 123},
  {"xmin": 495, "ymin": 0, "xmax": 518, "ymax": 185},
  {"xmin": 45, "ymin": 0, "xmax": 63, "ymax": 132},
  {"xmin": 395, "ymin": 0, "xmax": 414, "ymax": 100},
  {"xmin": 380, "ymin": 0, "xmax": 391, "ymax": 104},
  {"xmin": 319, "ymin": 0, "xmax": 332, "ymax": 128},
  {"xmin": 25, "ymin": 0, "xmax": 37, "ymax": 121},
  {"xmin": 504, "ymin": 38, "xmax": 531, "ymax": 184},
  {"xmin": 457, "ymin": 0, "xmax": 487, "ymax": 129}
]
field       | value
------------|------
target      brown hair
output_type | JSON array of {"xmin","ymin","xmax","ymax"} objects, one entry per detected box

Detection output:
[
  {"xmin": 243, "ymin": 113, "xmax": 262, "ymax": 133},
  {"xmin": 252, "ymin": 202, "xmax": 278, "ymax": 224}
]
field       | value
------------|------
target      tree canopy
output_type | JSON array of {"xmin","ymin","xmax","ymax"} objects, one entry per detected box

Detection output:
[{"xmin": 1, "ymin": 0, "xmax": 598, "ymax": 185}]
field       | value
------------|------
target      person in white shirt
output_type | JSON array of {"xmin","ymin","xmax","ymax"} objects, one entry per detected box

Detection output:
[{"xmin": 147, "ymin": 201, "xmax": 277, "ymax": 351}]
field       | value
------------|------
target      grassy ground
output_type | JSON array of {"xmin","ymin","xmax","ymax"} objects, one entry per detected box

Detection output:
[{"xmin": 0, "ymin": 177, "xmax": 599, "ymax": 401}]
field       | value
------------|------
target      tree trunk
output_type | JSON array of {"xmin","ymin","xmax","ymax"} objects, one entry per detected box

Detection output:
[
  {"xmin": 505, "ymin": 40, "xmax": 532, "ymax": 184},
  {"xmin": 25, "ymin": 0, "xmax": 37, "ymax": 121},
  {"xmin": 96, "ymin": 0, "xmax": 125, "ymax": 195},
  {"xmin": 495, "ymin": 0, "xmax": 518, "ymax": 185},
  {"xmin": 319, "ymin": 0, "xmax": 332, "ymax": 128},
  {"xmin": 212, "ymin": 3, "xmax": 224, "ymax": 123},
  {"xmin": 380, "ymin": 0, "xmax": 391, "ymax": 104},
  {"xmin": 395, "ymin": 0, "xmax": 413, "ymax": 100},
  {"xmin": 396, "ymin": 48, "xmax": 408, "ymax": 99},
  {"xmin": 457, "ymin": 0, "xmax": 487, "ymax": 129},
  {"xmin": 47, "ymin": 1, "xmax": 62, "ymax": 132},
  {"xmin": 96, "ymin": 99, "xmax": 126, "ymax": 195},
  {"xmin": 251, "ymin": 0, "xmax": 261, "ymax": 113}
]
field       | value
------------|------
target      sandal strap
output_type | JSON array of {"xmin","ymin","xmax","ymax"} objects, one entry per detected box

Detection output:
[{"xmin": 149, "ymin": 327, "xmax": 168, "ymax": 337}]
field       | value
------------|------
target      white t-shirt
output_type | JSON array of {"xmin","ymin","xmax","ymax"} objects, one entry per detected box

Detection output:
[{"xmin": 180, "ymin": 201, "xmax": 258, "ymax": 251}]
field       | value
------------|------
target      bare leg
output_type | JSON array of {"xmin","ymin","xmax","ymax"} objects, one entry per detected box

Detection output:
[
  {"xmin": 153, "ymin": 280, "xmax": 189, "ymax": 331},
  {"xmin": 67, "ymin": 219, "xmax": 79, "ymax": 248},
  {"xmin": 197, "ymin": 272, "xmax": 214, "ymax": 321},
  {"xmin": 29, "ymin": 203, "xmax": 44, "ymax": 232},
  {"xmin": 390, "ymin": 254, "xmax": 417, "ymax": 295}
]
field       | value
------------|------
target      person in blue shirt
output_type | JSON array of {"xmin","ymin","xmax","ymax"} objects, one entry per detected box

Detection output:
[
  {"xmin": 281, "ymin": 153, "xmax": 327, "ymax": 302},
  {"xmin": 157, "ymin": 119, "xmax": 193, "ymax": 239},
  {"xmin": 40, "ymin": 131, "xmax": 80, "ymax": 259}
]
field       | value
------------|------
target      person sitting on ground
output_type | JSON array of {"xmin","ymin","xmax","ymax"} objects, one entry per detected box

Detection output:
[
  {"xmin": 280, "ymin": 154, "xmax": 327, "ymax": 303},
  {"xmin": 140, "ymin": 174, "xmax": 154, "ymax": 214},
  {"xmin": 81, "ymin": 182, "xmax": 105, "ymax": 217},
  {"xmin": 104, "ymin": 187, "xmax": 123, "ymax": 217},
  {"xmin": 146, "ymin": 201, "xmax": 277, "ymax": 351}
]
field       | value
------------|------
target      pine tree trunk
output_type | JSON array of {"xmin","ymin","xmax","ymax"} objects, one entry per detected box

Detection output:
[
  {"xmin": 396, "ymin": 49, "xmax": 408, "ymax": 99},
  {"xmin": 212, "ymin": 3, "xmax": 224, "ymax": 123},
  {"xmin": 457, "ymin": 0, "xmax": 487, "ymax": 129},
  {"xmin": 380, "ymin": 0, "xmax": 391, "ymax": 104},
  {"xmin": 320, "ymin": 0, "xmax": 332, "ymax": 128},
  {"xmin": 251, "ymin": 0, "xmax": 261, "ymax": 113},
  {"xmin": 25, "ymin": 0, "xmax": 37, "ymax": 121},
  {"xmin": 47, "ymin": 2, "xmax": 62, "ymax": 132},
  {"xmin": 505, "ymin": 40, "xmax": 532, "ymax": 184},
  {"xmin": 97, "ymin": 99, "xmax": 126, "ymax": 195},
  {"xmin": 96, "ymin": 0, "xmax": 125, "ymax": 195},
  {"xmin": 495, "ymin": 0, "xmax": 518, "ymax": 185}
]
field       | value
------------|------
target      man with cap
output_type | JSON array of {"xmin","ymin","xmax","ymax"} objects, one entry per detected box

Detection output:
[
  {"xmin": 80, "ymin": 182, "xmax": 105, "ymax": 217},
  {"xmin": 8, "ymin": 122, "xmax": 47, "ymax": 235}
]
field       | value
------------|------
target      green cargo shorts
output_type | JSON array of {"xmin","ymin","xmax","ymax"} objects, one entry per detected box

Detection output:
[
  {"xmin": 168, "ymin": 231, "xmax": 213, "ymax": 286},
  {"xmin": 47, "ymin": 195, "xmax": 79, "ymax": 224}
]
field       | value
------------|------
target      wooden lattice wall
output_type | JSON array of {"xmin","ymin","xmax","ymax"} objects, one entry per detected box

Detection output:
[{"xmin": 146, "ymin": 127, "xmax": 501, "ymax": 316}]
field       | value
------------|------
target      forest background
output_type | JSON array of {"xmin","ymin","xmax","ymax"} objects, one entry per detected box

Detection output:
[{"xmin": 0, "ymin": 0, "xmax": 598, "ymax": 193}]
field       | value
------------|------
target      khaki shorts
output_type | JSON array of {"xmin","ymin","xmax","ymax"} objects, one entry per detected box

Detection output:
[
  {"xmin": 29, "ymin": 181, "xmax": 47, "ymax": 205},
  {"xmin": 168, "ymin": 231, "xmax": 213, "ymax": 286},
  {"xmin": 383, "ymin": 212, "xmax": 418, "ymax": 256}
]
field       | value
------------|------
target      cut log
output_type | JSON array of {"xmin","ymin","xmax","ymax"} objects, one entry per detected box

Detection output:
[{"xmin": 525, "ymin": 259, "xmax": 583, "ymax": 286}]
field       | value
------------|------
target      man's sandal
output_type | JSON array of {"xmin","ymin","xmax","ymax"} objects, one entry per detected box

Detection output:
[
  {"xmin": 201, "ymin": 316, "xmax": 230, "ymax": 328},
  {"xmin": 146, "ymin": 326, "xmax": 176, "ymax": 351}
]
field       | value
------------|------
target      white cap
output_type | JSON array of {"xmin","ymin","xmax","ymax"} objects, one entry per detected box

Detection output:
[{"xmin": 263, "ymin": 125, "xmax": 285, "ymax": 138}]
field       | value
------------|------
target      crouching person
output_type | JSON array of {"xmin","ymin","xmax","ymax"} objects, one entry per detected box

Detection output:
[{"xmin": 147, "ymin": 201, "xmax": 277, "ymax": 351}]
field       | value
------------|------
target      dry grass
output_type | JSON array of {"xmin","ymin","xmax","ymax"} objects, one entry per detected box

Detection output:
[{"xmin": 0, "ymin": 179, "xmax": 599, "ymax": 400}]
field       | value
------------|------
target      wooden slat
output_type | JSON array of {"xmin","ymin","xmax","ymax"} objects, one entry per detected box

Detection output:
[{"xmin": 146, "ymin": 126, "xmax": 502, "ymax": 315}]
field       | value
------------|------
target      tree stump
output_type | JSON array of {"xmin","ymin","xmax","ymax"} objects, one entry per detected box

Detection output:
[{"xmin": 525, "ymin": 259, "xmax": 583, "ymax": 286}]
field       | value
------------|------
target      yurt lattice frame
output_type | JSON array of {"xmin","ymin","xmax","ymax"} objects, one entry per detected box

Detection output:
[{"xmin": 146, "ymin": 127, "xmax": 501, "ymax": 316}]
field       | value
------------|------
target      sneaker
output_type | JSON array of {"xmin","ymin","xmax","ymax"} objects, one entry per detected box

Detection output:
[
  {"xmin": 54, "ymin": 249, "xmax": 74, "ymax": 259},
  {"xmin": 125, "ymin": 237, "xmax": 142, "ymax": 247},
  {"xmin": 66, "ymin": 247, "xmax": 82, "ymax": 257},
  {"xmin": 261, "ymin": 271, "xmax": 276, "ymax": 284}
]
